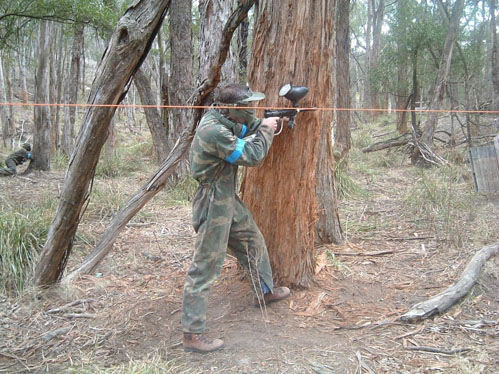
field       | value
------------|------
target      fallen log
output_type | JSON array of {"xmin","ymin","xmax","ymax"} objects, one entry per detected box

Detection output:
[{"xmin": 399, "ymin": 243, "xmax": 499, "ymax": 323}]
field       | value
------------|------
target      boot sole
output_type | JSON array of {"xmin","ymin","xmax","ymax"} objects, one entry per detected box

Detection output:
[
  {"xmin": 184, "ymin": 344, "xmax": 225, "ymax": 353},
  {"xmin": 254, "ymin": 292, "xmax": 291, "ymax": 307}
]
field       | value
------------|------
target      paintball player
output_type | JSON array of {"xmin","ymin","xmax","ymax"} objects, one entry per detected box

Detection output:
[
  {"xmin": 182, "ymin": 84, "xmax": 291, "ymax": 353},
  {"xmin": 0, "ymin": 143, "xmax": 33, "ymax": 176}
]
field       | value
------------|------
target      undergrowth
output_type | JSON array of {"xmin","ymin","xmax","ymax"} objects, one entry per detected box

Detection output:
[
  {"xmin": 403, "ymin": 164, "xmax": 478, "ymax": 248},
  {"xmin": 63, "ymin": 355, "xmax": 202, "ymax": 374},
  {"xmin": 0, "ymin": 194, "xmax": 55, "ymax": 295}
]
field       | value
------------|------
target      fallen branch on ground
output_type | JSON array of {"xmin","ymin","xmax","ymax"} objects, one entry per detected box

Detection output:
[
  {"xmin": 333, "ymin": 250, "xmax": 394, "ymax": 256},
  {"xmin": 46, "ymin": 299, "xmax": 94, "ymax": 314},
  {"xmin": 399, "ymin": 243, "xmax": 499, "ymax": 323},
  {"xmin": 405, "ymin": 346, "xmax": 472, "ymax": 355},
  {"xmin": 362, "ymin": 134, "xmax": 409, "ymax": 153}
]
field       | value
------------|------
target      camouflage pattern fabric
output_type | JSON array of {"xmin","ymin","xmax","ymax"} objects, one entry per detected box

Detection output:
[
  {"xmin": 0, "ymin": 149, "xmax": 31, "ymax": 176},
  {"xmin": 182, "ymin": 109, "xmax": 275, "ymax": 333}
]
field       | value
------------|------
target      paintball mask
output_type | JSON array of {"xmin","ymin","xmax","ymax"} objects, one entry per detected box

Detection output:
[{"xmin": 226, "ymin": 87, "xmax": 265, "ymax": 125}]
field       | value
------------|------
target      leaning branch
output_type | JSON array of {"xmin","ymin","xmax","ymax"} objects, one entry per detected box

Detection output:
[{"xmin": 399, "ymin": 243, "xmax": 499, "ymax": 323}]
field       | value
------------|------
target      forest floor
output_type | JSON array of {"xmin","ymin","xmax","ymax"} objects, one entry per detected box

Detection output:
[{"xmin": 1, "ymin": 125, "xmax": 499, "ymax": 374}]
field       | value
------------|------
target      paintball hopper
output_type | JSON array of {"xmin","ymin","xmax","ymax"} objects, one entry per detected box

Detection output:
[{"xmin": 279, "ymin": 84, "xmax": 309, "ymax": 107}]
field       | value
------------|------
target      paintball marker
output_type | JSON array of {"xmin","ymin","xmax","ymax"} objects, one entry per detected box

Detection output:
[{"xmin": 264, "ymin": 84, "xmax": 314, "ymax": 133}]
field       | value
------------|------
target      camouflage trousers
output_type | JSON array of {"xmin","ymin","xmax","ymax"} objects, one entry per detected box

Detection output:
[
  {"xmin": 0, "ymin": 159, "xmax": 16, "ymax": 176},
  {"xmin": 182, "ymin": 185, "xmax": 274, "ymax": 333}
]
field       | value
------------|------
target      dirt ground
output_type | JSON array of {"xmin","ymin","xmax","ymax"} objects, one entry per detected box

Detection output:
[{"xmin": 1, "ymin": 157, "xmax": 498, "ymax": 373}]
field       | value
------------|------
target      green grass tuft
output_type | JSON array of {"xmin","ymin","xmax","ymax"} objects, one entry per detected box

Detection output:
[
  {"xmin": 163, "ymin": 177, "xmax": 199, "ymax": 206},
  {"xmin": 0, "ymin": 196, "xmax": 55, "ymax": 295}
]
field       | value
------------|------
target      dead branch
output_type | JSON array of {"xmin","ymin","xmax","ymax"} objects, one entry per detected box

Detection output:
[
  {"xmin": 46, "ymin": 299, "xmax": 94, "ymax": 314},
  {"xmin": 405, "ymin": 346, "xmax": 472, "ymax": 355},
  {"xmin": 61, "ymin": 313, "xmax": 95, "ymax": 319},
  {"xmin": 399, "ymin": 243, "xmax": 499, "ymax": 323},
  {"xmin": 333, "ymin": 250, "xmax": 394, "ymax": 256},
  {"xmin": 362, "ymin": 134, "xmax": 409, "ymax": 153}
]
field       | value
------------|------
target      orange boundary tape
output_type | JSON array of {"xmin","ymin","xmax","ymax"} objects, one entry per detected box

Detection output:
[{"xmin": 1, "ymin": 102, "xmax": 498, "ymax": 114}]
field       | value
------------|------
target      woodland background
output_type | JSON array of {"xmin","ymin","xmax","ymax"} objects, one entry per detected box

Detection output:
[{"xmin": 0, "ymin": 0, "xmax": 498, "ymax": 373}]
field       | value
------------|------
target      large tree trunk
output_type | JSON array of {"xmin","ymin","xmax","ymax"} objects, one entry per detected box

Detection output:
[
  {"xmin": 30, "ymin": 20, "xmax": 52, "ymax": 171},
  {"xmin": 242, "ymin": 0, "xmax": 338, "ymax": 287},
  {"xmin": 490, "ymin": 0, "xmax": 499, "ymax": 111},
  {"xmin": 62, "ymin": 23, "xmax": 84, "ymax": 156},
  {"xmin": 412, "ymin": 0, "xmax": 465, "ymax": 164},
  {"xmin": 67, "ymin": 0, "xmax": 256, "ymax": 279},
  {"xmin": 134, "ymin": 66, "xmax": 169, "ymax": 163},
  {"xmin": 34, "ymin": 0, "xmax": 172, "ymax": 286},
  {"xmin": 334, "ymin": 0, "xmax": 352, "ymax": 160},
  {"xmin": 167, "ymin": 0, "xmax": 194, "ymax": 180}
]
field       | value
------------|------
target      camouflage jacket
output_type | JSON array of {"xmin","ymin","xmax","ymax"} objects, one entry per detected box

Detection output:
[
  {"xmin": 190, "ymin": 109, "xmax": 274, "ymax": 183},
  {"xmin": 189, "ymin": 109, "xmax": 275, "ymax": 231},
  {"xmin": 5, "ymin": 149, "xmax": 32, "ymax": 166}
]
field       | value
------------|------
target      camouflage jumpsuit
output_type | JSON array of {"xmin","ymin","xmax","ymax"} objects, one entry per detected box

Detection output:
[
  {"xmin": 0, "ymin": 148, "xmax": 32, "ymax": 176},
  {"xmin": 182, "ymin": 109, "xmax": 275, "ymax": 333}
]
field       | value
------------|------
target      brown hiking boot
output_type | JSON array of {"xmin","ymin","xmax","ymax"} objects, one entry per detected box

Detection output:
[
  {"xmin": 183, "ymin": 333, "xmax": 224, "ymax": 353},
  {"xmin": 255, "ymin": 286, "xmax": 291, "ymax": 306}
]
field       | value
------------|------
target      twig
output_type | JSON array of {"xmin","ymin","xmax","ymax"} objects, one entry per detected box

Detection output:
[
  {"xmin": 0, "ymin": 350, "xmax": 30, "ymax": 371},
  {"xmin": 62, "ymin": 313, "xmax": 96, "ymax": 319},
  {"xmin": 395, "ymin": 326, "xmax": 425, "ymax": 339},
  {"xmin": 46, "ymin": 299, "xmax": 94, "ymax": 314},
  {"xmin": 386, "ymin": 236, "xmax": 433, "ymax": 241},
  {"xmin": 405, "ymin": 346, "xmax": 472, "ymax": 355},
  {"xmin": 333, "ymin": 250, "xmax": 394, "ymax": 257},
  {"xmin": 355, "ymin": 351, "xmax": 375, "ymax": 374}
]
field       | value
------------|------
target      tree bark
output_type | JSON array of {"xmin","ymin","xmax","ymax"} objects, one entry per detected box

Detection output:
[
  {"xmin": 167, "ymin": 0, "xmax": 194, "ymax": 180},
  {"xmin": 399, "ymin": 243, "xmax": 499, "ymax": 322},
  {"xmin": 242, "ymin": 0, "xmax": 339, "ymax": 287},
  {"xmin": 490, "ymin": 0, "xmax": 499, "ymax": 111},
  {"xmin": 199, "ymin": 0, "xmax": 238, "ymax": 83},
  {"xmin": 237, "ymin": 0, "xmax": 249, "ymax": 83},
  {"xmin": 0, "ymin": 56, "xmax": 13, "ymax": 146},
  {"xmin": 412, "ymin": 0, "xmax": 465, "ymax": 164},
  {"xmin": 67, "ymin": 0, "xmax": 256, "ymax": 279},
  {"xmin": 363, "ymin": 0, "xmax": 385, "ymax": 115},
  {"xmin": 134, "ymin": 66, "xmax": 169, "ymax": 163},
  {"xmin": 34, "ymin": 0, "xmax": 173, "ymax": 286},
  {"xmin": 62, "ymin": 23, "xmax": 84, "ymax": 156},
  {"xmin": 315, "ymin": 123, "xmax": 343, "ymax": 245},
  {"xmin": 334, "ymin": 0, "xmax": 352, "ymax": 160},
  {"xmin": 53, "ymin": 25, "xmax": 65, "ymax": 152},
  {"xmin": 30, "ymin": 20, "xmax": 52, "ymax": 171}
]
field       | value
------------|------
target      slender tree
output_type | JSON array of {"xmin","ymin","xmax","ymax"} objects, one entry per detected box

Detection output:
[
  {"xmin": 490, "ymin": 0, "xmax": 499, "ymax": 111},
  {"xmin": 29, "ymin": 20, "xmax": 52, "ymax": 171},
  {"xmin": 412, "ymin": 0, "xmax": 465, "ymax": 164},
  {"xmin": 334, "ymin": 0, "xmax": 352, "ymax": 159},
  {"xmin": 0, "ymin": 55, "xmax": 13, "ymax": 146},
  {"xmin": 167, "ymin": 0, "xmax": 194, "ymax": 179},
  {"xmin": 62, "ymin": 23, "xmax": 84, "ymax": 156},
  {"xmin": 134, "ymin": 64, "xmax": 170, "ymax": 163}
]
